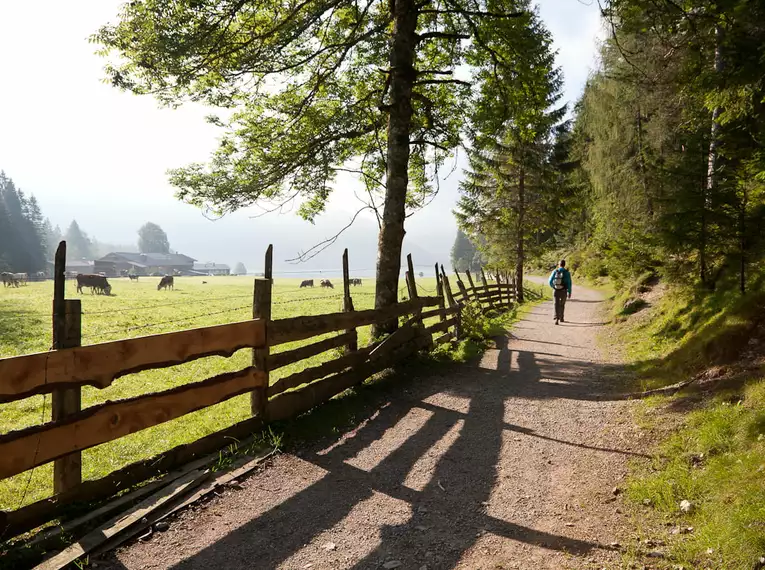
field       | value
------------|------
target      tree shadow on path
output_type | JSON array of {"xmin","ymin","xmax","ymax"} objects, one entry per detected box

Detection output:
[{"xmin": 154, "ymin": 326, "xmax": 629, "ymax": 569}]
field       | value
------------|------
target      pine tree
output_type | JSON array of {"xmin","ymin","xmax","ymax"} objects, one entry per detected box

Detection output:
[{"xmin": 65, "ymin": 220, "xmax": 94, "ymax": 261}]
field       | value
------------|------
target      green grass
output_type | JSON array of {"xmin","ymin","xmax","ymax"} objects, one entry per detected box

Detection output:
[
  {"xmin": 0, "ymin": 274, "xmax": 525, "ymax": 512},
  {"xmin": 0, "ymin": 275, "xmax": 423, "ymax": 511},
  {"xmin": 626, "ymin": 381, "xmax": 765, "ymax": 569},
  {"xmin": 612, "ymin": 276, "xmax": 765, "ymax": 569}
]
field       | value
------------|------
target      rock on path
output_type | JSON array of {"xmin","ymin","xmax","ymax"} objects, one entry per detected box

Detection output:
[{"xmin": 102, "ymin": 284, "xmax": 640, "ymax": 569}]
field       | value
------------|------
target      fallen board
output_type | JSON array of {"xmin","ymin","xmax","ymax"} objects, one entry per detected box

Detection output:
[{"xmin": 34, "ymin": 468, "xmax": 210, "ymax": 570}]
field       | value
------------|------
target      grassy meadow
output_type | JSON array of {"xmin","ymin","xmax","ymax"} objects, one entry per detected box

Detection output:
[{"xmin": 0, "ymin": 274, "xmax": 439, "ymax": 511}]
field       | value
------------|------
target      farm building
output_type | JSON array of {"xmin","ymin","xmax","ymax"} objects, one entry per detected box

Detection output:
[
  {"xmin": 192, "ymin": 262, "xmax": 231, "ymax": 276},
  {"xmin": 94, "ymin": 252, "xmax": 196, "ymax": 277},
  {"xmin": 64, "ymin": 259, "xmax": 94, "ymax": 274}
]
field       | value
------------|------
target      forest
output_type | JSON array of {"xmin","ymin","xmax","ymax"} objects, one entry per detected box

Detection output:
[{"xmin": 455, "ymin": 0, "xmax": 765, "ymax": 295}]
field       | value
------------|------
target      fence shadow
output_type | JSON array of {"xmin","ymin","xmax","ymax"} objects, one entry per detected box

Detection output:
[{"xmin": 144, "ymin": 334, "xmax": 629, "ymax": 569}]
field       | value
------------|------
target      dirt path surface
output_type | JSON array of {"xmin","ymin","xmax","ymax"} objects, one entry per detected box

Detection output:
[{"xmin": 103, "ymin": 284, "xmax": 643, "ymax": 570}]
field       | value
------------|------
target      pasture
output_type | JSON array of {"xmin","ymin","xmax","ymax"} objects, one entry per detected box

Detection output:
[{"xmin": 0, "ymin": 274, "xmax": 438, "ymax": 511}]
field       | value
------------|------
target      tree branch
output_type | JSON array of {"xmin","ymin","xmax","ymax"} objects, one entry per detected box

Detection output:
[
  {"xmin": 285, "ymin": 207, "xmax": 371, "ymax": 263},
  {"xmin": 410, "ymin": 139, "xmax": 450, "ymax": 152},
  {"xmin": 415, "ymin": 78, "xmax": 471, "ymax": 86},
  {"xmin": 418, "ymin": 9, "xmax": 524, "ymax": 17},
  {"xmin": 417, "ymin": 32, "xmax": 470, "ymax": 42}
]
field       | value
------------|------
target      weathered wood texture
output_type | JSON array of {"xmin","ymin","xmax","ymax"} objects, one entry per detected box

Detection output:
[
  {"xmin": 0, "ymin": 319, "xmax": 267, "ymax": 402},
  {"xmin": 267, "ymin": 332, "xmax": 355, "ymax": 371},
  {"xmin": 426, "ymin": 317, "xmax": 458, "ymax": 335},
  {"xmin": 268, "ymin": 332, "xmax": 431, "ymax": 423},
  {"xmin": 251, "ymin": 276, "xmax": 272, "ymax": 418},
  {"xmin": 3, "ymin": 415, "xmax": 264, "ymax": 538},
  {"xmin": 0, "ymin": 368, "xmax": 267, "ymax": 480},
  {"xmin": 269, "ymin": 297, "xmax": 439, "ymax": 345},
  {"xmin": 52, "ymin": 299, "xmax": 82, "ymax": 494},
  {"xmin": 267, "ymin": 346, "xmax": 373, "ymax": 398},
  {"xmin": 34, "ymin": 468, "xmax": 210, "ymax": 570},
  {"xmin": 419, "ymin": 305, "xmax": 458, "ymax": 320},
  {"xmin": 342, "ymin": 249, "xmax": 358, "ymax": 353}
]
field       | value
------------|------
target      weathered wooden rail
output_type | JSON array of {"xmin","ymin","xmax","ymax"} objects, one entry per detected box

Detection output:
[{"xmin": 0, "ymin": 243, "xmax": 515, "ymax": 540}]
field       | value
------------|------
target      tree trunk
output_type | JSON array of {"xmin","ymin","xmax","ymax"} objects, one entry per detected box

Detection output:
[
  {"xmin": 702, "ymin": 23, "xmax": 723, "ymax": 289},
  {"xmin": 740, "ymin": 187, "xmax": 747, "ymax": 295},
  {"xmin": 636, "ymin": 106, "xmax": 652, "ymax": 217},
  {"xmin": 515, "ymin": 167, "xmax": 525, "ymax": 303},
  {"xmin": 372, "ymin": 0, "xmax": 418, "ymax": 337}
]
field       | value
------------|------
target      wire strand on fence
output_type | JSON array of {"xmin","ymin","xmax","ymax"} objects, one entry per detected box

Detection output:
[
  {"xmin": 82, "ymin": 294, "xmax": 255, "ymax": 315},
  {"xmin": 416, "ymin": 282, "xmax": 436, "ymax": 294},
  {"xmin": 81, "ymin": 304, "xmax": 252, "ymax": 341},
  {"xmin": 271, "ymin": 293, "xmax": 345, "ymax": 305}
]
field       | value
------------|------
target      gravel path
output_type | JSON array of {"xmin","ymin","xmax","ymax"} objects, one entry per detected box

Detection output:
[{"xmin": 103, "ymin": 283, "xmax": 643, "ymax": 570}]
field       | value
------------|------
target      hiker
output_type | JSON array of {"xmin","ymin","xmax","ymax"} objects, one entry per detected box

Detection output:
[{"xmin": 548, "ymin": 260, "xmax": 572, "ymax": 325}]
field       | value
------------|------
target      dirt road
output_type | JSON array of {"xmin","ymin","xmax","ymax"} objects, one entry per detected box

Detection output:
[{"xmin": 104, "ymin": 284, "xmax": 642, "ymax": 569}]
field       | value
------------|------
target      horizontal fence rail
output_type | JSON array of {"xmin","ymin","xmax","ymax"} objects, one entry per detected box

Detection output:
[{"xmin": 0, "ymin": 242, "xmax": 517, "ymax": 541}]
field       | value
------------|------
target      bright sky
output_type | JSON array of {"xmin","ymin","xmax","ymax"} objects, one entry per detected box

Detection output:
[{"xmin": 0, "ymin": 1, "xmax": 602, "ymax": 273}]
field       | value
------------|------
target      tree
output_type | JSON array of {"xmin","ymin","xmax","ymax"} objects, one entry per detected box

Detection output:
[
  {"xmin": 455, "ymin": 2, "xmax": 563, "ymax": 302},
  {"xmin": 451, "ymin": 229, "xmax": 480, "ymax": 272},
  {"xmin": 234, "ymin": 262, "xmax": 247, "ymax": 275},
  {"xmin": 65, "ymin": 220, "xmax": 94, "ymax": 260},
  {"xmin": 95, "ymin": 0, "xmax": 535, "ymax": 334},
  {"xmin": 0, "ymin": 171, "xmax": 48, "ymax": 272},
  {"xmin": 138, "ymin": 222, "xmax": 170, "ymax": 254}
]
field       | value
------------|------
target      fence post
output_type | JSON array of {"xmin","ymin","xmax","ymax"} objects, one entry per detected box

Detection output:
[
  {"xmin": 454, "ymin": 270, "xmax": 469, "ymax": 304},
  {"xmin": 251, "ymin": 244, "xmax": 272, "ymax": 420},
  {"xmin": 52, "ymin": 241, "xmax": 83, "ymax": 493},
  {"xmin": 480, "ymin": 267, "xmax": 495, "ymax": 310},
  {"xmin": 495, "ymin": 269, "xmax": 504, "ymax": 308},
  {"xmin": 464, "ymin": 269, "xmax": 478, "ymax": 306},
  {"xmin": 342, "ymin": 249, "xmax": 358, "ymax": 353},
  {"xmin": 440, "ymin": 265, "xmax": 460, "ymax": 339},
  {"xmin": 435, "ymin": 264, "xmax": 446, "ymax": 324}
]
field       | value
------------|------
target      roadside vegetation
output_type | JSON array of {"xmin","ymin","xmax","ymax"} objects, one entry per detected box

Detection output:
[{"xmin": 610, "ymin": 273, "xmax": 765, "ymax": 570}]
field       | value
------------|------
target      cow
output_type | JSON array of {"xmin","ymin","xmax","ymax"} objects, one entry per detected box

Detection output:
[
  {"xmin": 76, "ymin": 274, "xmax": 112, "ymax": 295},
  {"xmin": 128, "ymin": 274, "xmax": 139, "ymax": 281},
  {"xmin": 350, "ymin": 278, "xmax": 362, "ymax": 286},
  {"xmin": 1, "ymin": 272, "xmax": 18, "ymax": 287},
  {"xmin": 158, "ymin": 275, "xmax": 174, "ymax": 291},
  {"xmin": 299, "ymin": 279, "xmax": 314, "ymax": 288},
  {"xmin": 320, "ymin": 279, "xmax": 334, "ymax": 289},
  {"xmin": 11, "ymin": 273, "xmax": 28, "ymax": 285}
]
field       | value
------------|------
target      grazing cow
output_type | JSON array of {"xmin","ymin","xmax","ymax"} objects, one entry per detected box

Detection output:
[
  {"xmin": 128, "ymin": 274, "xmax": 139, "ymax": 281},
  {"xmin": 202, "ymin": 281, "xmax": 208, "ymax": 284},
  {"xmin": 299, "ymin": 279, "xmax": 314, "ymax": 288},
  {"xmin": 1, "ymin": 272, "xmax": 18, "ymax": 287},
  {"xmin": 320, "ymin": 279, "xmax": 334, "ymax": 289},
  {"xmin": 11, "ymin": 273, "xmax": 28, "ymax": 285},
  {"xmin": 158, "ymin": 275, "xmax": 174, "ymax": 291},
  {"xmin": 350, "ymin": 278, "xmax": 362, "ymax": 286},
  {"xmin": 76, "ymin": 274, "xmax": 112, "ymax": 295}
]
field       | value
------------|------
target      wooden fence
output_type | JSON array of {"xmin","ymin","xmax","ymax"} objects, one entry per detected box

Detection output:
[{"xmin": 0, "ymin": 243, "xmax": 515, "ymax": 539}]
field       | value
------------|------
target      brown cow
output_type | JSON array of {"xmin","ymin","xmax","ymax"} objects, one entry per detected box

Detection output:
[
  {"xmin": 158, "ymin": 275, "xmax": 174, "ymax": 291},
  {"xmin": 300, "ymin": 279, "xmax": 314, "ymax": 288}
]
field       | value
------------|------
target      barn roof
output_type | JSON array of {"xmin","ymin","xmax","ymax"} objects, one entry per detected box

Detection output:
[{"xmin": 99, "ymin": 252, "xmax": 196, "ymax": 266}]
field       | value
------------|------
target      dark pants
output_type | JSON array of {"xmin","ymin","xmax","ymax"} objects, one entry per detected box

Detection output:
[{"xmin": 554, "ymin": 288, "xmax": 567, "ymax": 321}]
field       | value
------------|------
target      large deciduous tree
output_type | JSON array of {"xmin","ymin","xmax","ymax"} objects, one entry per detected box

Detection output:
[
  {"xmin": 94, "ymin": 0, "xmax": 531, "ymax": 334},
  {"xmin": 138, "ymin": 222, "xmax": 171, "ymax": 254}
]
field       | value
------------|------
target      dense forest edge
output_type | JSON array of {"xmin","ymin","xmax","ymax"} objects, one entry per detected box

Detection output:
[{"xmin": 450, "ymin": 0, "xmax": 765, "ymax": 566}]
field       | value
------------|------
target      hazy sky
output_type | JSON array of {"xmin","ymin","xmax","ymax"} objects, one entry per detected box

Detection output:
[{"xmin": 0, "ymin": 1, "xmax": 602, "ymax": 274}]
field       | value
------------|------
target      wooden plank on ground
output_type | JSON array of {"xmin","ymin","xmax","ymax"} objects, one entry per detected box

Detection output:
[
  {"xmin": 267, "ymin": 331, "xmax": 355, "ymax": 371},
  {"xmin": 0, "ymin": 368, "xmax": 267, "ymax": 480},
  {"xmin": 267, "ymin": 346, "xmax": 373, "ymax": 398},
  {"xmin": 269, "ymin": 297, "xmax": 439, "ymax": 346},
  {"xmin": 3, "ymin": 415, "xmax": 265, "ymax": 539},
  {"xmin": 34, "ymin": 468, "xmax": 210, "ymax": 570},
  {"xmin": 0, "ymin": 319, "xmax": 267, "ymax": 403}
]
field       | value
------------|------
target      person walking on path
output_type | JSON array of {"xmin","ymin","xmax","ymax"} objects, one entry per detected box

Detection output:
[{"xmin": 548, "ymin": 260, "xmax": 572, "ymax": 325}]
